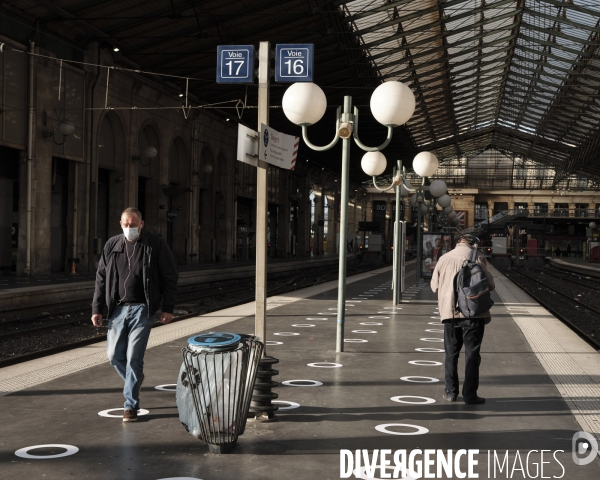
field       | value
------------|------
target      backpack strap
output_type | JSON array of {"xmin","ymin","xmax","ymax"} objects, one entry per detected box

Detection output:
[{"xmin": 469, "ymin": 246, "xmax": 478, "ymax": 263}]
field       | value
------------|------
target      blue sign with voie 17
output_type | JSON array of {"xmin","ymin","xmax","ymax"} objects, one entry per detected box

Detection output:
[
  {"xmin": 216, "ymin": 45, "xmax": 254, "ymax": 84},
  {"xmin": 275, "ymin": 44, "xmax": 314, "ymax": 83}
]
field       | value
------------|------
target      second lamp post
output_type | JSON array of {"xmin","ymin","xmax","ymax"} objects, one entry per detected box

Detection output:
[{"xmin": 281, "ymin": 80, "xmax": 416, "ymax": 352}]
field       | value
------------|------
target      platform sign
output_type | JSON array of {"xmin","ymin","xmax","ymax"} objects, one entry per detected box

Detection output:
[
  {"xmin": 275, "ymin": 44, "xmax": 314, "ymax": 82},
  {"xmin": 259, "ymin": 123, "xmax": 298, "ymax": 170},
  {"xmin": 216, "ymin": 45, "xmax": 254, "ymax": 83},
  {"xmin": 236, "ymin": 124, "xmax": 258, "ymax": 167}
]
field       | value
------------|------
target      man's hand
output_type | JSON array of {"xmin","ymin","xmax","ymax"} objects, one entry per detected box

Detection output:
[
  {"xmin": 91, "ymin": 314, "xmax": 103, "ymax": 327},
  {"xmin": 159, "ymin": 312, "xmax": 173, "ymax": 324}
]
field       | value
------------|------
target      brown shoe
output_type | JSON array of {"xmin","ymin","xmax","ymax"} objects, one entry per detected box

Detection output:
[{"xmin": 123, "ymin": 409, "xmax": 138, "ymax": 422}]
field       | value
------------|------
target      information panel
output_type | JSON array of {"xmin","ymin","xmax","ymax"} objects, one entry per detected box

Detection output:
[
  {"xmin": 275, "ymin": 44, "xmax": 314, "ymax": 82},
  {"xmin": 216, "ymin": 45, "xmax": 254, "ymax": 83},
  {"xmin": 259, "ymin": 123, "xmax": 298, "ymax": 170}
]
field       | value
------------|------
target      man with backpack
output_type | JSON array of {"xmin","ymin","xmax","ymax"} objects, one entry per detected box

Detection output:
[{"xmin": 430, "ymin": 234, "xmax": 495, "ymax": 405}]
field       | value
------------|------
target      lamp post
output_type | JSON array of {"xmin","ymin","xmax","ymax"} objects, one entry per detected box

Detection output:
[
  {"xmin": 365, "ymin": 156, "xmax": 413, "ymax": 305},
  {"xmin": 407, "ymin": 152, "xmax": 454, "ymax": 286},
  {"xmin": 282, "ymin": 81, "xmax": 415, "ymax": 352}
]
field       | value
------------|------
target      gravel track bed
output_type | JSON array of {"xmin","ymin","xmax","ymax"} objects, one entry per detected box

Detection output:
[
  {"xmin": 542, "ymin": 266, "xmax": 600, "ymax": 290},
  {"xmin": 0, "ymin": 263, "xmax": 387, "ymax": 362},
  {"xmin": 504, "ymin": 267, "xmax": 600, "ymax": 343}
]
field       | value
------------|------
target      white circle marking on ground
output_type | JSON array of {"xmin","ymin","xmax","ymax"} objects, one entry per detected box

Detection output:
[
  {"xmin": 274, "ymin": 332, "xmax": 300, "ymax": 336},
  {"xmin": 428, "ymin": 322, "xmax": 443, "ymax": 325},
  {"xmin": 425, "ymin": 329, "xmax": 444, "ymax": 333},
  {"xmin": 390, "ymin": 396, "xmax": 436, "ymax": 405},
  {"xmin": 154, "ymin": 384, "xmax": 177, "ymax": 391},
  {"xmin": 368, "ymin": 316, "xmax": 389, "ymax": 319},
  {"xmin": 352, "ymin": 330, "xmax": 377, "ymax": 333},
  {"xmin": 409, "ymin": 360, "xmax": 443, "ymax": 366},
  {"xmin": 307, "ymin": 362, "xmax": 342, "ymax": 368},
  {"xmin": 415, "ymin": 347, "xmax": 444, "ymax": 352},
  {"xmin": 354, "ymin": 465, "xmax": 420, "ymax": 480},
  {"xmin": 360, "ymin": 322, "xmax": 383, "ymax": 326},
  {"xmin": 375, "ymin": 423, "xmax": 429, "ymax": 436},
  {"xmin": 305, "ymin": 317, "xmax": 328, "ymax": 321},
  {"xmin": 292, "ymin": 324, "xmax": 315, "ymax": 327},
  {"xmin": 420, "ymin": 337, "xmax": 444, "ymax": 342},
  {"xmin": 344, "ymin": 339, "xmax": 368, "ymax": 343},
  {"xmin": 282, "ymin": 380, "xmax": 323, "ymax": 387},
  {"xmin": 98, "ymin": 408, "xmax": 150, "ymax": 418},
  {"xmin": 15, "ymin": 444, "xmax": 79, "ymax": 459},
  {"xmin": 266, "ymin": 341, "xmax": 284, "ymax": 345},
  {"xmin": 157, "ymin": 478, "xmax": 203, "ymax": 480},
  {"xmin": 400, "ymin": 376, "xmax": 440, "ymax": 383},
  {"xmin": 272, "ymin": 400, "xmax": 300, "ymax": 410}
]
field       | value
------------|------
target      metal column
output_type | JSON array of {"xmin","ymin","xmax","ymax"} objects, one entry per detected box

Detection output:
[
  {"xmin": 336, "ymin": 96, "xmax": 352, "ymax": 353},
  {"xmin": 255, "ymin": 41, "xmax": 270, "ymax": 349}
]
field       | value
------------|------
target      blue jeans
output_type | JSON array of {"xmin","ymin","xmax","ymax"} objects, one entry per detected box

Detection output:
[{"xmin": 106, "ymin": 304, "xmax": 153, "ymax": 410}]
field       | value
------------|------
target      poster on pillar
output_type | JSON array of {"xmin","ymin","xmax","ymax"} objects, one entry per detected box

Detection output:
[
  {"xmin": 422, "ymin": 233, "xmax": 452, "ymax": 277},
  {"xmin": 259, "ymin": 124, "xmax": 298, "ymax": 170},
  {"xmin": 455, "ymin": 210, "xmax": 468, "ymax": 230}
]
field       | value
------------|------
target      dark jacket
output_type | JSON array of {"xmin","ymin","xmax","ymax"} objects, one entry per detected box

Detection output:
[{"xmin": 92, "ymin": 229, "xmax": 178, "ymax": 318}]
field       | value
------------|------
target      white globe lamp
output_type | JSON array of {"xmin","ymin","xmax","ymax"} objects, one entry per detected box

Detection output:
[
  {"xmin": 413, "ymin": 152, "xmax": 439, "ymax": 177},
  {"xmin": 143, "ymin": 145, "xmax": 158, "ymax": 159},
  {"xmin": 429, "ymin": 179, "xmax": 447, "ymax": 198},
  {"xmin": 370, "ymin": 81, "xmax": 416, "ymax": 127},
  {"xmin": 437, "ymin": 194, "xmax": 451, "ymax": 208},
  {"xmin": 409, "ymin": 193, "xmax": 418, "ymax": 206},
  {"xmin": 448, "ymin": 211, "xmax": 457, "ymax": 220},
  {"xmin": 58, "ymin": 120, "xmax": 76, "ymax": 136},
  {"xmin": 282, "ymin": 82, "xmax": 327, "ymax": 126},
  {"xmin": 400, "ymin": 184, "xmax": 411, "ymax": 196},
  {"xmin": 443, "ymin": 205, "xmax": 454, "ymax": 215},
  {"xmin": 420, "ymin": 204, "xmax": 428, "ymax": 215},
  {"xmin": 589, "ymin": 222, "xmax": 597, "ymax": 229},
  {"xmin": 361, "ymin": 151, "xmax": 387, "ymax": 177}
]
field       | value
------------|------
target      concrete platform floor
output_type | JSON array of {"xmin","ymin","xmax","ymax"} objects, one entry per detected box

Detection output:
[{"xmin": 1, "ymin": 266, "xmax": 600, "ymax": 479}]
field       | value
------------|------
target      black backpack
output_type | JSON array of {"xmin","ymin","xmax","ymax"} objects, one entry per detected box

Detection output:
[{"xmin": 453, "ymin": 248, "xmax": 494, "ymax": 318}]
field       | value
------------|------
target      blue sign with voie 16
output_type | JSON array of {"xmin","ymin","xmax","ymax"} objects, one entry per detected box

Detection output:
[
  {"xmin": 275, "ymin": 44, "xmax": 314, "ymax": 83},
  {"xmin": 217, "ymin": 45, "xmax": 254, "ymax": 84}
]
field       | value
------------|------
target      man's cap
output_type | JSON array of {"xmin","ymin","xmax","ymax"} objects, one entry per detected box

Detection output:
[{"xmin": 459, "ymin": 234, "xmax": 479, "ymax": 245}]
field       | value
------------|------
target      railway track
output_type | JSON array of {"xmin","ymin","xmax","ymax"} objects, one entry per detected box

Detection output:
[
  {"xmin": 0, "ymin": 261, "xmax": 401, "ymax": 367},
  {"xmin": 530, "ymin": 266, "xmax": 600, "ymax": 291},
  {"xmin": 502, "ymin": 265, "xmax": 600, "ymax": 350}
]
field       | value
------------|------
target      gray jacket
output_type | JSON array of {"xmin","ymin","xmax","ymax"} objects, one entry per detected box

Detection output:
[
  {"xmin": 430, "ymin": 243, "xmax": 495, "ymax": 321},
  {"xmin": 92, "ymin": 229, "xmax": 178, "ymax": 318}
]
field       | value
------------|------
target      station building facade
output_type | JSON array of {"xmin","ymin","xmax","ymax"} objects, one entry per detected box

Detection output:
[{"xmin": 0, "ymin": 36, "xmax": 366, "ymax": 276}]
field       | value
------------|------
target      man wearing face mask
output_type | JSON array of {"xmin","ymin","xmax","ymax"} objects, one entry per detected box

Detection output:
[{"xmin": 91, "ymin": 207, "xmax": 178, "ymax": 422}]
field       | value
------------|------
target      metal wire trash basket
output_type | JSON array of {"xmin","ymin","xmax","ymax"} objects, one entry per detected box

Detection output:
[{"xmin": 176, "ymin": 332, "xmax": 264, "ymax": 453}]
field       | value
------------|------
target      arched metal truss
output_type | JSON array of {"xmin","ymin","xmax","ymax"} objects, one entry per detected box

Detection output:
[{"xmin": 4, "ymin": 0, "xmax": 600, "ymax": 185}]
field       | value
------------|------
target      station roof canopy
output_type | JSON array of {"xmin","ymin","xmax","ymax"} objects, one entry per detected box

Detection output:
[{"xmin": 6, "ymin": 0, "xmax": 600, "ymax": 186}]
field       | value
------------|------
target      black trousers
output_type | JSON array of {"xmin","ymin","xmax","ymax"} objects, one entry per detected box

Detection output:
[{"xmin": 443, "ymin": 318, "xmax": 485, "ymax": 399}]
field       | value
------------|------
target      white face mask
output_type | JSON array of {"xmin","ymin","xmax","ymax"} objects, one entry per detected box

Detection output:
[{"xmin": 123, "ymin": 227, "xmax": 140, "ymax": 241}]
